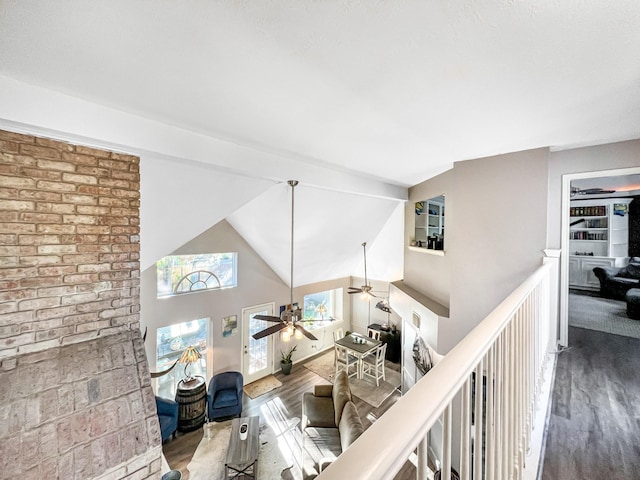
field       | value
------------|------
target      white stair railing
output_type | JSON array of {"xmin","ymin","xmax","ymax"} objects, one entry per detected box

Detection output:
[{"xmin": 320, "ymin": 257, "xmax": 558, "ymax": 480}]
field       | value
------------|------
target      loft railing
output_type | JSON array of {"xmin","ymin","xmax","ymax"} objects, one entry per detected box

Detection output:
[{"xmin": 320, "ymin": 254, "xmax": 559, "ymax": 480}]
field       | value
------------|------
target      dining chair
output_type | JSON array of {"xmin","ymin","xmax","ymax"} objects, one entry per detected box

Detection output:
[
  {"xmin": 367, "ymin": 328, "xmax": 381, "ymax": 341},
  {"xmin": 334, "ymin": 344, "xmax": 357, "ymax": 378},
  {"xmin": 362, "ymin": 343, "xmax": 387, "ymax": 386},
  {"xmin": 333, "ymin": 328, "xmax": 344, "ymax": 342}
]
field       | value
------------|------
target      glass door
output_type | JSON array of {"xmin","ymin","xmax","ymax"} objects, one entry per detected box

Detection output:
[{"xmin": 242, "ymin": 303, "xmax": 275, "ymax": 384}]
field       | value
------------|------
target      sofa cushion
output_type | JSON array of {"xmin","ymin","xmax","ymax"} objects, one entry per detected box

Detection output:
[
  {"xmin": 303, "ymin": 392, "xmax": 337, "ymax": 428},
  {"xmin": 613, "ymin": 277, "xmax": 640, "ymax": 286},
  {"xmin": 332, "ymin": 371, "xmax": 352, "ymax": 426},
  {"xmin": 338, "ymin": 401, "xmax": 364, "ymax": 451},
  {"xmin": 625, "ymin": 263, "xmax": 640, "ymax": 279},
  {"xmin": 213, "ymin": 388, "xmax": 239, "ymax": 408},
  {"xmin": 314, "ymin": 384, "xmax": 333, "ymax": 397}
]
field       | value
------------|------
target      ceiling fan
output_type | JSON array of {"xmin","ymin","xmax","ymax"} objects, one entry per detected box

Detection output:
[
  {"xmin": 570, "ymin": 186, "xmax": 616, "ymax": 197},
  {"xmin": 348, "ymin": 241, "xmax": 377, "ymax": 299},
  {"xmin": 251, "ymin": 180, "xmax": 321, "ymax": 341}
]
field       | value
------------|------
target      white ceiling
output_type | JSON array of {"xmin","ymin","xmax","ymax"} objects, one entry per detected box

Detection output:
[
  {"xmin": 1, "ymin": 1, "xmax": 640, "ymax": 285},
  {"xmin": 1, "ymin": 1, "xmax": 639, "ymax": 186}
]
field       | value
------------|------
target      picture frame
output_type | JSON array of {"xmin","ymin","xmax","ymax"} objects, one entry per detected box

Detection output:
[
  {"xmin": 280, "ymin": 303, "xmax": 299, "ymax": 315},
  {"xmin": 222, "ymin": 315, "xmax": 238, "ymax": 337}
]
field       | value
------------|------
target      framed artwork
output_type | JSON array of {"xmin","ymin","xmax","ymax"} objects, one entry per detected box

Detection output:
[
  {"xmin": 279, "ymin": 303, "xmax": 299, "ymax": 315},
  {"xmin": 614, "ymin": 203, "xmax": 628, "ymax": 216},
  {"xmin": 222, "ymin": 315, "xmax": 238, "ymax": 337}
]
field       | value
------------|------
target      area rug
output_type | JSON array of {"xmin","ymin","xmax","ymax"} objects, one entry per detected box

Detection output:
[
  {"xmin": 186, "ymin": 420, "xmax": 292, "ymax": 480},
  {"xmin": 303, "ymin": 351, "xmax": 401, "ymax": 408},
  {"xmin": 569, "ymin": 292, "xmax": 640, "ymax": 339},
  {"xmin": 243, "ymin": 375, "xmax": 283, "ymax": 399}
]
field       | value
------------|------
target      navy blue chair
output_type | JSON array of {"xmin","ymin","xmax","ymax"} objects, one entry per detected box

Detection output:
[
  {"xmin": 155, "ymin": 396, "xmax": 178, "ymax": 442},
  {"xmin": 207, "ymin": 371, "xmax": 243, "ymax": 421}
]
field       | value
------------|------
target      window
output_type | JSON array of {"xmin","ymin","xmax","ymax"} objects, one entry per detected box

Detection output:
[
  {"xmin": 156, "ymin": 253, "xmax": 237, "ymax": 298},
  {"xmin": 302, "ymin": 288, "xmax": 343, "ymax": 330},
  {"xmin": 156, "ymin": 318, "xmax": 208, "ymax": 398}
]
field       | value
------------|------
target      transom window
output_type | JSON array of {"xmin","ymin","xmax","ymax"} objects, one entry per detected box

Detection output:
[{"xmin": 156, "ymin": 253, "xmax": 237, "ymax": 298}]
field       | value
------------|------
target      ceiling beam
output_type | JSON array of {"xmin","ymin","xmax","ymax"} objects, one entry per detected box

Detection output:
[{"xmin": 0, "ymin": 75, "xmax": 407, "ymax": 202}]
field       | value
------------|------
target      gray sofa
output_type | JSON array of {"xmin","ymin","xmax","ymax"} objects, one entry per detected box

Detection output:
[
  {"xmin": 593, "ymin": 257, "xmax": 640, "ymax": 300},
  {"xmin": 301, "ymin": 369, "xmax": 364, "ymax": 476}
]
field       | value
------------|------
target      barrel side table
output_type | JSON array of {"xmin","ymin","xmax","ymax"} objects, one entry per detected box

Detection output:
[{"xmin": 175, "ymin": 376, "xmax": 207, "ymax": 432}]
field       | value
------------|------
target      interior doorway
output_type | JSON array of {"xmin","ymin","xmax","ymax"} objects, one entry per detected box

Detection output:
[{"xmin": 559, "ymin": 167, "xmax": 640, "ymax": 346}]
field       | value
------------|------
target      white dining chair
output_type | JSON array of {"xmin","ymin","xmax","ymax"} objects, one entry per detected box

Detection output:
[
  {"xmin": 332, "ymin": 328, "xmax": 344, "ymax": 342},
  {"xmin": 334, "ymin": 344, "xmax": 357, "ymax": 378},
  {"xmin": 367, "ymin": 328, "xmax": 381, "ymax": 341},
  {"xmin": 362, "ymin": 343, "xmax": 387, "ymax": 386}
]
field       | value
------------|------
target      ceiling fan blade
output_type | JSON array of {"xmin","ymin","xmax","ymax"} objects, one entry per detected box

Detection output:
[
  {"xmin": 252, "ymin": 322, "xmax": 287, "ymax": 340},
  {"xmin": 294, "ymin": 324, "xmax": 318, "ymax": 341},
  {"xmin": 254, "ymin": 314, "xmax": 283, "ymax": 323},
  {"xmin": 348, "ymin": 289, "xmax": 363, "ymax": 294}
]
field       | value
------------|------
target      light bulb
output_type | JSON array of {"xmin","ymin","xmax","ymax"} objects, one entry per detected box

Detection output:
[
  {"xmin": 295, "ymin": 328, "xmax": 303, "ymax": 339},
  {"xmin": 281, "ymin": 328, "xmax": 291, "ymax": 342}
]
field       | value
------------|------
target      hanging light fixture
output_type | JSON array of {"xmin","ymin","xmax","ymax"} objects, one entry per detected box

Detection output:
[
  {"xmin": 348, "ymin": 242, "xmax": 377, "ymax": 299},
  {"xmin": 251, "ymin": 180, "xmax": 321, "ymax": 341}
]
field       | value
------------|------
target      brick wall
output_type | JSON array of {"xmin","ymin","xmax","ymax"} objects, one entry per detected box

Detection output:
[{"xmin": 0, "ymin": 129, "xmax": 161, "ymax": 479}]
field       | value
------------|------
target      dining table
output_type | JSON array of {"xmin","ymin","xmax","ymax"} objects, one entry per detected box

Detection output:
[{"xmin": 334, "ymin": 332, "xmax": 382, "ymax": 380}]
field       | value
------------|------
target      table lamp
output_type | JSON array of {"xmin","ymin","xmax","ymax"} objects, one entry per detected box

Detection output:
[
  {"xmin": 178, "ymin": 345, "xmax": 201, "ymax": 382},
  {"xmin": 316, "ymin": 303, "xmax": 327, "ymax": 319}
]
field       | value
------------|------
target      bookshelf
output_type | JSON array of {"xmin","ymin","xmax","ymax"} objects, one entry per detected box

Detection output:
[
  {"xmin": 569, "ymin": 198, "xmax": 631, "ymax": 290},
  {"xmin": 414, "ymin": 196, "xmax": 445, "ymax": 251}
]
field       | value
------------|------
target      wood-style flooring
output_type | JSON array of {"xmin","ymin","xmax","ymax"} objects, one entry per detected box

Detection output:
[
  {"xmin": 162, "ymin": 351, "xmax": 415, "ymax": 479},
  {"xmin": 541, "ymin": 326, "xmax": 640, "ymax": 479}
]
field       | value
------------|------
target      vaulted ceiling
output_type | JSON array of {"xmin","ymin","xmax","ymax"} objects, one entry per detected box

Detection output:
[{"xmin": 1, "ymin": 1, "xmax": 639, "ymax": 284}]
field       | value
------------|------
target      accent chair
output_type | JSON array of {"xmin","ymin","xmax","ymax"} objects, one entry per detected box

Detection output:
[
  {"xmin": 207, "ymin": 371, "xmax": 243, "ymax": 421},
  {"xmin": 155, "ymin": 396, "xmax": 179, "ymax": 442}
]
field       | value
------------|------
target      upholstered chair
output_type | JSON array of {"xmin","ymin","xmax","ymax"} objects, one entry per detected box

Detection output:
[
  {"xmin": 155, "ymin": 396, "xmax": 179, "ymax": 442},
  {"xmin": 207, "ymin": 371, "xmax": 243, "ymax": 421}
]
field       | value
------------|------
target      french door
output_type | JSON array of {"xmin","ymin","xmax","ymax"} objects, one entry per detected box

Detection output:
[{"xmin": 242, "ymin": 303, "xmax": 275, "ymax": 384}]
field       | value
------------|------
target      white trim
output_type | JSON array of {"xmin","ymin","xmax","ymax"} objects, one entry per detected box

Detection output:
[
  {"xmin": 407, "ymin": 246, "xmax": 445, "ymax": 256},
  {"xmin": 559, "ymin": 166, "xmax": 640, "ymax": 347}
]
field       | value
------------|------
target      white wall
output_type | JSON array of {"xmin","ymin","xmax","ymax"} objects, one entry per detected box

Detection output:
[
  {"xmin": 405, "ymin": 168, "xmax": 455, "ymax": 307},
  {"xmin": 546, "ymin": 139, "xmax": 640, "ymax": 249},
  {"xmin": 402, "ymin": 148, "xmax": 550, "ymax": 353},
  {"xmin": 140, "ymin": 219, "xmax": 349, "ymax": 382}
]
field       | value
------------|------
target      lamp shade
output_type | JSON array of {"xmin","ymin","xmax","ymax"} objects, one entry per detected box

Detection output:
[
  {"xmin": 375, "ymin": 299, "xmax": 392, "ymax": 313},
  {"xmin": 179, "ymin": 345, "xmax": 201, "ymax": 365}
]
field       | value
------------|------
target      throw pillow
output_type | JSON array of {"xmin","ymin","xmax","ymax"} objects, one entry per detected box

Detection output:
[{"xmin": 626, "ymin": 262, "xmax": 640, "ymax": 279}]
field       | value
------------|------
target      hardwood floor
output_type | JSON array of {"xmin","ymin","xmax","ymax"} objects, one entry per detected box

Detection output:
[
  {"xmin": 541, "ymin": 326, "xmax": 640, "ymax": 479},
  {"xmin": 162, "ymin": 350, "xmax": 415, "ymax": 479}
]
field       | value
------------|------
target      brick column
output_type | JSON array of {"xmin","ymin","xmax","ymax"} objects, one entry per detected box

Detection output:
[{"xmin": 0, "ymin": 129, "xmax": 161, "ymax": 479}]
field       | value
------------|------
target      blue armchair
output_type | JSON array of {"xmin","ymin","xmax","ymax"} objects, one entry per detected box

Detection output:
[
  {"xmin": 207, "ymin": 371, "xmax": 243, "ymax": 421},
  {"xmin": 155, "ymin": 396, "xmax": 178, "ymax": 442}
]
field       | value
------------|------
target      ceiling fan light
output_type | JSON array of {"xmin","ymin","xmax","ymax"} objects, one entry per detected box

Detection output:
[
  {"xmin": 281, "ymin": 327, "xmax": 292, "ymax": 342},
  {"xmin": 295, "ymin": 328, "xmax": 303, "ymax": 339}
]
